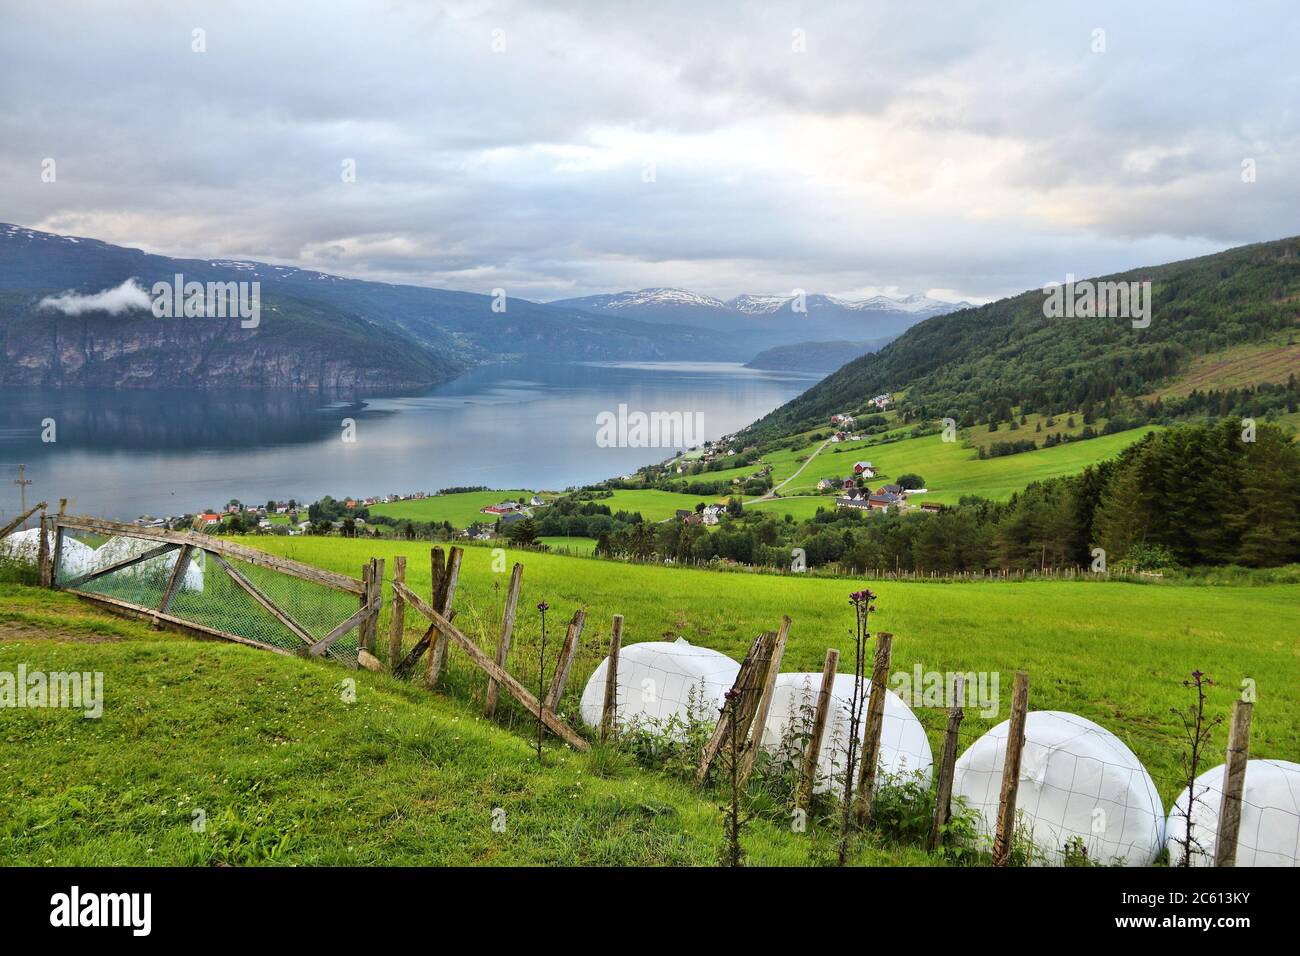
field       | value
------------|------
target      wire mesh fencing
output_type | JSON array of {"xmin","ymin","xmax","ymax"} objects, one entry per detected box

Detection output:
[{"xmin": 51, "ymin": 516, "xmax": 370, "ymax": 666}]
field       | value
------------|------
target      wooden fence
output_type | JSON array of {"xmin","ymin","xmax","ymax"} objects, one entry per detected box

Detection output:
[
  {"xmin": 25, "ymin": 525, "xmax": 1267, "ymax": 866},
  {"xmin": 46, "ymin": 514, "xmax": 377, "ymax": 665}
]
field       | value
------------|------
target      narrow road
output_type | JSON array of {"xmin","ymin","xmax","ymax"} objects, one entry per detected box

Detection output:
[{"xmin": 751, "ymin": 437, "xmax": 832, "ymax": 502}]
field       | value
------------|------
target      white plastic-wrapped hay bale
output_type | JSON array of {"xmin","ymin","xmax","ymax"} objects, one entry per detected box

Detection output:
[
  {"xmin": 0, "ymin": 527, "xmax": 47, "ymax": 565},
  {"xmin": 0, "ymin": 528, "xmax": 96, "ymax": 578},
  {"xmin": 90, "ymin": 536, "xmax": 204, "ymax": 591},
  {"xmin": 1166, "ymin": 759, "xmax": 1300, "ymax": 867},
  {"xmin": 579, "ymin": 637, "xmax": 740, "ymax": 733},
  {"xmin": 759, "ymin": 673, "xmax": 933, "ymax": 794},
  {"xmin": 952, "ymin": 711, "xmax": 1164, "ymax": 865}
]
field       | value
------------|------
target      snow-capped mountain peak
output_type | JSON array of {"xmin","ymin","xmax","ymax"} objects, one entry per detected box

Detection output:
[
  {"xmin": 728, "ymin": 293, "xmax": 793, "ymax": 315},
  {"xmin": 727, "ymin": 290, "xmax": 969, "ymax": 315},
  {"xmin": 598, "ymin": 287, "xmax": 729, "ymax": 310}
]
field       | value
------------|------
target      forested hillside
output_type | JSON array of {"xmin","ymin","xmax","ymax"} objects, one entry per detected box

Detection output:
[{"xmin": 743, "ymin": 236, "xmax": 1300, "ymax": 442}]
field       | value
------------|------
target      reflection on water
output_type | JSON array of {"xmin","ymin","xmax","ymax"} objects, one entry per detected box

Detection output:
[
  {"xmin": 0, "ymin": 361, "xmax": 819, "ymax": 520},
  {"xmin": 0, "ymin": 388, "xmax": 376, "ymax": 451}
]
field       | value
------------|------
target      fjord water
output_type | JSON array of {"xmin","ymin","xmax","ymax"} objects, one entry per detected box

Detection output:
[{"xmin": 0, "ymin": 362, "xmax": 819, "ymax": 521}]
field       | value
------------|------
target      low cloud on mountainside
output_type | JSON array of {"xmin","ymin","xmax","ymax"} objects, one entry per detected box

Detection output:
[{"xmin": 39, "ymin": 278, "xmax": 152, "ymax": 316}]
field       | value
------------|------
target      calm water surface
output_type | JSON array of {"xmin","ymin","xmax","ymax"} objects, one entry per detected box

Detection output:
[{"xmin": 0, "ymin": 362, "xmax": 819, "ymax": 521}]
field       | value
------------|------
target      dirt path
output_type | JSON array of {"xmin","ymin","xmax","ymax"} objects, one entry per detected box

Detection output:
[{"xmin": 752, "ymin": 437, "xmax": 832, "ymax": 502}]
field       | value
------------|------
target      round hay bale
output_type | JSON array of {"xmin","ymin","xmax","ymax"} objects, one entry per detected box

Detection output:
[
  {"xmin": 759, "ymin": 673, "xmax": 933, "ymax": 794},
  {"xmin": 952, "ymin": 710, "xmax": 1164, "ymax": 865},
  {"xmin": 579, "ymin": 637, "xmax": 740, "ymax": 734},
  {"xmin": 0, "ymin": 528, "xmax": 96, "ymax": 578},
  {"xmin": 1166, "ymin": 759, "xmax": 1300, "ymax": 866}
]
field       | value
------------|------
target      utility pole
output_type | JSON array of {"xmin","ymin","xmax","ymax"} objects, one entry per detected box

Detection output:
[{"xmin": 13, "ymin": 464, "xmax": 33, "ymax": 528}]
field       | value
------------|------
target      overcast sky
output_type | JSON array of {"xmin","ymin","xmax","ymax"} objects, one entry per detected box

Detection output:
[{"xmin": 2, "ymin": 0, "xmax": 1296, "ymax": 302}]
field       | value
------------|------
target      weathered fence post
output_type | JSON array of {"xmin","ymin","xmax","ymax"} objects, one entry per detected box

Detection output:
[
  {"xmin": 387, "ymin": 555, "xmax": 407, "ymax": 670},
  {"xmin": 0, "ymin": 501, "xmax": 47, "ymax": 543},
  {"xmin": 797, "ymin": 647, "xmax": 840, "ymax": 811},
  {"xmin": 36, "ymin": 507, "xmax": 50, "ymax": 586},
  {"xmin": 357, "ymin": 562, "xmax": 373, "ymax": 651},
  {"xmin": 485, "ymin": 562, "xmax": 524, "ymax": 717},
  {"xmin": 542, "ymin": 609, "xmax": 586, "ymax": 713},
  {"xmin": 50, "ymin": 514, "xmax": 65, "ymax": 587},
  {"xmin": 697, "ymin": 629, "xmax": 777, "ymax": 783},
  {"xmin": 737, "ymin": 615, "xmax": 790, "ymax": 786},
  {"xmin": 927, "ymin": 674, "xmax": 965, "ymax": 853},
  {"xmin": 363, "ymin": 559, "xmax": 384, "ymax": 654},
  {"xmin": 991, "ymin": 670, "xmax": 1030, "ymax": 866},
  {"xmin": 854, "ymin": 631, "xmax": 894, "ymax": 824},
  {"xmin": 599, "ymin": 613, "xmax": 624, "ymax": 742},
  {"xmin": 389, "ymin": 579, "xmax": 589, "ymax": 750},
  {"xmin": 1214, "ymin": 699, "xmax": 1254, "ymax": 867},
  {"xmin": 426, "ymin": 547, "xmax": 462, "ymax": 687}
]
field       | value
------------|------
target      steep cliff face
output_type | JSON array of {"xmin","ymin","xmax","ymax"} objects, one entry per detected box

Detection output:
[{"xmin": 0, "ymin": 291, "xmax": 460, "ymax": 391}]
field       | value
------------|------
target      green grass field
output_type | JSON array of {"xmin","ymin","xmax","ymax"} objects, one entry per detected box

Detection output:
[
  {"xmin": 4, "ymin": 538, "xmax": 1297, "ymax": 866},
  {"xmin": 687, "ymin": 438, "xmax": 828, "ymax": 489},
  {"xmin": 742, "ymin": 496, "xmax": 837, "ymax": 520},
  {"xmin": 539, "ymin": 536, "xmax": 597, "ymax": 555},
  {"xmin": 0, "ymin": 583, "xmax": 838, "ymax": 866},
  {"xmin": 244, "ymin": 537, "xmax": 1300, "ymax": 807},
  {"xmin": 599, "ymin": 489, "xmax": 725, "ymax": 521},
  {"xmin": 369, "ymin": 490, "xmax": 537, "ymax": 527},
  {"xmin": 372, "ymin": 489, "xmax": 726, "ymax": 526},
  {"xmin": 785, "ymin": 426, "xmax": 1158, "ymax": 503}
]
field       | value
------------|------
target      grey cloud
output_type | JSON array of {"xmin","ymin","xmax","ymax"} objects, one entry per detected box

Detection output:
[{"xmin": 1, "ymin": 0, "xmax": 1296, "ymax": 302}]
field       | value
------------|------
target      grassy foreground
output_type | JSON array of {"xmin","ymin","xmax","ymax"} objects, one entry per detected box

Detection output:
[
  {"xmin": 1, "ymin": 583, "xmax": 878, "ymax": 866},
  {"xmin": 247, "ymin": 538, "xmax": 1300, "ymax": 804},
  {"xmin": 3, "ymin": 539, "xmax": 1296, "ymax": 866}
]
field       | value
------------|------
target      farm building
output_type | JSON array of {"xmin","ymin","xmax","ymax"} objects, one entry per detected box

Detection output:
[{"xmin": 836, "ymin": 490, "xmax": 871, "ymax": 511}]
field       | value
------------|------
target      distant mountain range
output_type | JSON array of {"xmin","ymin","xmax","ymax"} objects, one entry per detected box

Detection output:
[
  {"xmin": 551, "ymin": 287, "xmax": 971, "ymax": 340},
  {"xmin": 0, "ymin": 223, "xmax": 970, "ymax": 391},
  {"xmin": 0, "ymin": 225, "xmax": 750, "ymax": 390}
]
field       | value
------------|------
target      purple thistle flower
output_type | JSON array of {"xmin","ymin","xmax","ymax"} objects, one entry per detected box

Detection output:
[
  {"xmin": 849, "ymin": 588, "xmax": 877, "ymax": 605},
  {"xmin": 536, "ymin": 601, "xmax": 549, "ymax": 613}
]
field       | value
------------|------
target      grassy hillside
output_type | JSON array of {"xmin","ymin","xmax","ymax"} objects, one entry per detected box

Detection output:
[
  {"xmin": 599, "ymin": 489, "xmax": 725, "ymax": 521},
  {"xmin": 247, "ymin": 538, "xmax": 1300, "ymax": 805},
  {"xmin": 744, "ymin": 235, "xmax": 1300, "ymax": 442},
  {"xmin": 786, "ymin": 426, "xmax": 1159, "ymax": 504},
  {"xmin": 538, "ymin": 535, "xmax": 597, "ymax": 555},
  {"xmin": 1143, "ymin": 330, "xmax": 1299, "ymax": 400},
  {"xmin": 0, "ymin": 583, "xmax": 843, "ymax": 866},
  {"xmin": 369, "ymin": 490, "xmax": 538, "ymax": 527}
]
